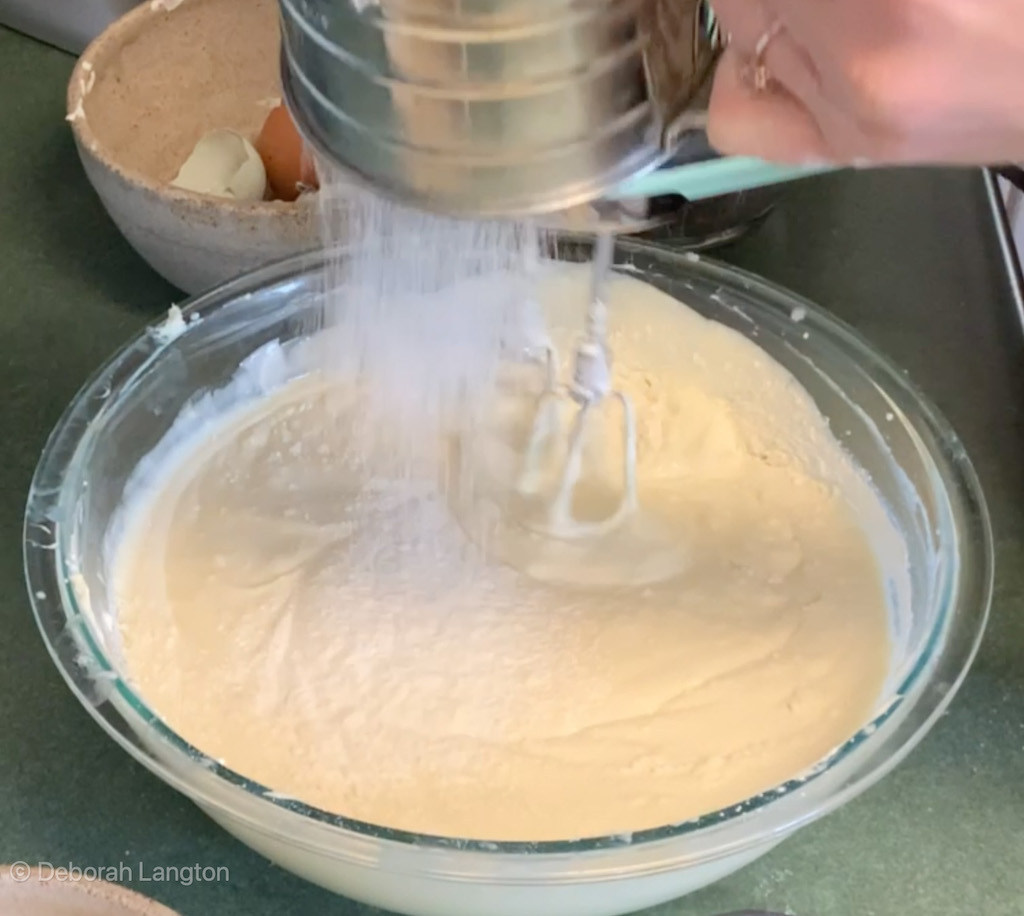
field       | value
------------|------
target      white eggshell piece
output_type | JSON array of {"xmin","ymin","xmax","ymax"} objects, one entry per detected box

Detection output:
[{"xmin": 171, "ymin": 129, "xmax": 267, "ymax": 201}]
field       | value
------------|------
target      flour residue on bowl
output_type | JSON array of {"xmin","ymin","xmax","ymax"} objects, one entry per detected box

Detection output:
[{"xmin": 102, "ymin": 264, "xmax": 904, "ymax": 843}]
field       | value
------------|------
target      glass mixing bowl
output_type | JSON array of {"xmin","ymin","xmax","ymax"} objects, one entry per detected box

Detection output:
[{"xmin": 24, "ymin": 238, "xmax": 993, "ymax": 916}]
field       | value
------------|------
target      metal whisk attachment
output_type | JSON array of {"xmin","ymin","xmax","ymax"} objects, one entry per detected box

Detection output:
[{"xmin": 515, "ymin": 233, "xmax": 639, "ymax": 541}]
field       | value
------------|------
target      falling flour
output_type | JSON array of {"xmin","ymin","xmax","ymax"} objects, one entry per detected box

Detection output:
[{"xmin": 311, "ymin": 170, "xmax": 543, "ymax": 472}]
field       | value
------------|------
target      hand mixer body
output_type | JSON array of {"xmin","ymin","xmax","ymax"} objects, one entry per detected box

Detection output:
[{"xmin": 277, "ymin": 0, "xmax": 827, "ymax": 224}]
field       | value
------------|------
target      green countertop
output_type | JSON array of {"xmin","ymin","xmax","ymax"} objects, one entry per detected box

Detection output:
[{"xmin": 2, "ymin": 24, "xmax": 1023, "ymax": 916}]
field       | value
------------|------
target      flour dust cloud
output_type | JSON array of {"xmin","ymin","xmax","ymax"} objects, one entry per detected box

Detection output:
[{"xmin": 313, "ymin": 162, "xmax": 545, "ymax": 460}]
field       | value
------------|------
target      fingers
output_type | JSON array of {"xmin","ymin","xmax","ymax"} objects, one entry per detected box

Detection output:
[
  {"xmin": 709, "ymin": 0, "xmax": 775, "ymax": 48},
  {"xmin": 707, "ymin": 47, "xmax": 830, "ymax": 163},
  {"xmin": 707, "ymin": 0, "xmax": 831, "ymax": 162},
  {"xmin": 711, "ymin": 0, "xmax": 823, "ymax": 109},
  {"xmin": 710, "ymin": 0, "xmax": 1012, "ymax": 165}
]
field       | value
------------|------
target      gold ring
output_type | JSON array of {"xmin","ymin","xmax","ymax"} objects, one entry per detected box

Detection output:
[{"xmin": 749, "ymin": 19, "xmax": 783, "ymax": 92}]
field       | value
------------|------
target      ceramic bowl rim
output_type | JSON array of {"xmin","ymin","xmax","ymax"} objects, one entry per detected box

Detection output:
[{"xmin": 0, "ymin": 864, "xmax": 182, "ymax": 915}]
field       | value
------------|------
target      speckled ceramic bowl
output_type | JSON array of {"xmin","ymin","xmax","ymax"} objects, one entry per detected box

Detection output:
[
  {"xmin": 0, "ymin": 864, "xmax": 181, "ymax": 916},
  {"xmin": 66, "ymin": 0, "xmax": 334, "ymax": 295},
  {"xmin": 25, "ymin": 239, "xmax": 993, "ymax": 916}
]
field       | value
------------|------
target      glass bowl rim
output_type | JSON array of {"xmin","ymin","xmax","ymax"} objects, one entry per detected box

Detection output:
[{"xmin": 23, "ymin": 237, "xmax": 994, "ymax": 863}]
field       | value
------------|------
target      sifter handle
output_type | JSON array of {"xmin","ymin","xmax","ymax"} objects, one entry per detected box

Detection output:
[{"xmin": 609, "ymin": 156, "xmax": 835, "ymax": 202}]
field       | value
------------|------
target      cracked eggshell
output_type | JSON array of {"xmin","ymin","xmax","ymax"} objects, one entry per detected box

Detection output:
[{"xmin": 171, "ymin": 129, "xmax": 267, "ymax": 201}]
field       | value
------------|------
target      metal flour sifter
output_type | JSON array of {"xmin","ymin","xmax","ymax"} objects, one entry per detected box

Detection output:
[{"xmin": 278, "ymin": 0, "xmax": 823, "ymax": 224}]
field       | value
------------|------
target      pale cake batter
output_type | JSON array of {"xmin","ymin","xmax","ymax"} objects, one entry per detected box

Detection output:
[{"xmin": 110, "ymin": 264, "xmax": 898, "ymax": 842}]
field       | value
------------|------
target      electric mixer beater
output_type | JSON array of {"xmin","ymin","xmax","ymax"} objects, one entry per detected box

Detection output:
[
  {"xmin": 278, "ymin": 0, "xmax": 829, "ymax": 584},
  {"xmin": 453, "ymin": 225, "xmax": 694, "ymax": 588},
  {"xmin": 514, "ymin": 232, "xmax": 636, "ymax": 543}
]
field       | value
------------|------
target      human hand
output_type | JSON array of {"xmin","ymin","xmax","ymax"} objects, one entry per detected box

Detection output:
[{"xmin": 706, "ymin": 0, "xmax": 1024, "ymax": 166}]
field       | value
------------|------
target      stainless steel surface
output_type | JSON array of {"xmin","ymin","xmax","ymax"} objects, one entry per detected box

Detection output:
[
  {"xmin": 984, "ymin": 168, "xmax": 1024, "ymax": 334},
  {"xmin": 280, "ymin": 0, "xmax": 724, "ymax": 218},
  {"xmin": 0, "ymin": 0, "xmax": 138, "ymax": 53},
  {"xmin": 643, "ymin": 185, "xmax": 784, "ymax": 250}
]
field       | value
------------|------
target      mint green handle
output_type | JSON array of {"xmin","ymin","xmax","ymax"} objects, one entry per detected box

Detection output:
[{"xmin": 610, "ymin": 156, "xmax": 834, "ymax": 202}]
